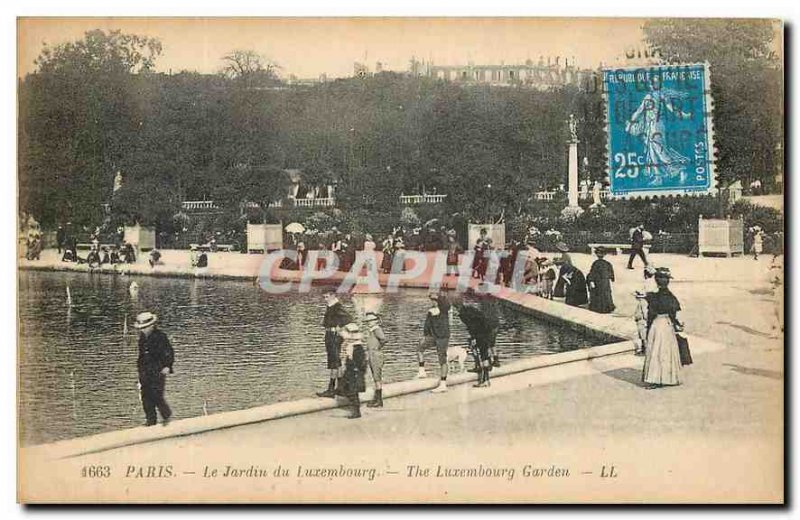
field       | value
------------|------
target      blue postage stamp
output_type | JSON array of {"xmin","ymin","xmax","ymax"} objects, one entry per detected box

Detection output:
[{"xmin": 604, "ymin": 63, "xmax": 716, "ymax": 198}]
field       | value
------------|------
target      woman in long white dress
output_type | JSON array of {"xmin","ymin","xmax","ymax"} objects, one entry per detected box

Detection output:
[{"xmin": 642, "ymin": 267, "xmax": 683, "ymax": 387}]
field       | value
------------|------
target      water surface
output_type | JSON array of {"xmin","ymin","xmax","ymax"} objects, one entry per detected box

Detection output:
[{"xmin": 18, "ymin": 271, "xmax": 603, "ymax": 445}]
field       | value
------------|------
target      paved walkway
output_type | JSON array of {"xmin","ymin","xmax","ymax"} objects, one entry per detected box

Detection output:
[{"xmin": 20, "ymin": 333, "xmax": 781, "ymax": 503}]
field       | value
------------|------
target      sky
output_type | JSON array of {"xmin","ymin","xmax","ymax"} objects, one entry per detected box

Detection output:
[{"xmin": 18, "ymin": 17, "xmax": 649, "ymax": 79}]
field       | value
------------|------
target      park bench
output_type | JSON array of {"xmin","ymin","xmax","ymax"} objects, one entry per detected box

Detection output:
[
  {"xmin": 587, "ymin": 243, "xmax": 652, "ymax": 256},
  {"xmin": 190, "ymin": 243, "xmax": 235, "ymax": 252}
]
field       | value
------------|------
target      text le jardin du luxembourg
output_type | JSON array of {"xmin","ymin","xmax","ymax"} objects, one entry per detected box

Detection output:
[{"xmin": 122, "ymin": 463, "xmax": 610, "ymax": 482}]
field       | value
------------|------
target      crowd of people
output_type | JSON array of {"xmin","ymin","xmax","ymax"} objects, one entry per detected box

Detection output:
[
  {"xmin": 46, "ymin": 216, "xmax": 694, "ymax": 426},
  {"xmin": 133, "ymin": 254, "xmax": 686, "ymax": 428},
  {"xmin": 283, "ymin": 223, "xmax": 637, "ymax": 321},
  {"xmin": 38, "ymin": 224, "xmax": 217, "ymax": 273},
  {"xmin": 50, "ymin": 225, "xmax": 139, "ymax": 268},
  {"xmin": 284, "ymin": 223, "xmax": 468, "ymax": 273},
  {"xmin": 306, "ymin": 220, "xmax": 688, "ymax": 423},
  {"xmin": 314, "ymin": 285, "xmax": 504, "ymax": 419},
  {"xmin": 60, "ymin": 241, "xmax": 138, "ymax": 268}
]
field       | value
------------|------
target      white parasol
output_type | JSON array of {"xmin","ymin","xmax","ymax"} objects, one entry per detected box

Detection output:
[{"xmin": 284, "ymin": 222, "xmax": 305, "ymax": 234}]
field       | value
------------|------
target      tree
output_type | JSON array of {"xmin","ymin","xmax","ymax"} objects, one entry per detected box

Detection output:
[
  {"xmin": 20, "ymin": 37, "xmax": 599, "ymax": 235},
  {"xmin": 19, "ymin": 30, "xmax": 162, "ymax": 227},
  {"xmin": 221, "ymin": 49, "xmax": 281, "ymax": 87},
  {"xmin": 642, "ymin": 19, "xmax": 783, "ymax": 191},
  {"xmin": 34, "ymin": 29, "xmax": 161, "ymax": 74},
  {"xmin": 215, "ymin": 166, "xmax": 290, "ymax": 224}
]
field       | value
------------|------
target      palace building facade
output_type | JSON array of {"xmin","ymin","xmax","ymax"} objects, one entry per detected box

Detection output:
[{"xmin": 412, "ymin": 56, "xmax": 593, "ymax": 90}]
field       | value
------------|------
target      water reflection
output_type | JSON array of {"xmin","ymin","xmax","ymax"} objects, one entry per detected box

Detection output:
[{"xmin": 18, "ymin": 271, "xmax": 602, "ymax": 445}]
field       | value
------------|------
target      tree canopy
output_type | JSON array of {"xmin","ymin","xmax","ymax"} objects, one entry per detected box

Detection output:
[
  {"xmin": 19, "ymin": 29, "xmax": 593, "ymax": 231},
  {"xmin": 18, "ymin": 23, "xmax": 782, "ymax": 236}
]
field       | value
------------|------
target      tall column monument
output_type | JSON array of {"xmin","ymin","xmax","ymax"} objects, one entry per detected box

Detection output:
[{"xmin": 567, "ymin": 114, "xmax": 579, "ymax": 208}]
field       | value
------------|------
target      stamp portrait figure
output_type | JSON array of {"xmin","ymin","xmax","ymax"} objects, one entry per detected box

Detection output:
[{"xmin": 624, "ymin": 74, "xmax": 692, "ymax": 186}]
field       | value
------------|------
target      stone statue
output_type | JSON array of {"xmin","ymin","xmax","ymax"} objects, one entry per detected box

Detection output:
[
  {"xmin": 579, "ymin": 180, "xmax": 589, "ymax": 200},
  {"xmin": 591, "ymin": 180, "xmax": 604, "ymax": 207},
  {"xmin": 568, "ymin": 114, "xmax": 578, "ymax": 142}
]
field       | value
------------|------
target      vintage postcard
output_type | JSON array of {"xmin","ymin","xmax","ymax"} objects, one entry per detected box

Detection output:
[{"xmin": 16, "ymin": 17, "xmax": 784, "ymax": 503}]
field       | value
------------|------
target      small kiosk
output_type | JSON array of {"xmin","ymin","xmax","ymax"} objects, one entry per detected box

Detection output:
[
  {"xmin": 468, "ymin": 223, "xmax": 506, "ymax": 250},
  {"xmin": 247, "ymin": 223, "xmax": 283, "ymax": 253},
  {"xmin": 697, "ymin": 216, "xmax": 744, "ymax": 257},
  {"xmin": 124, "ymin": 224, "xmax": 156, "ymax": 251}
]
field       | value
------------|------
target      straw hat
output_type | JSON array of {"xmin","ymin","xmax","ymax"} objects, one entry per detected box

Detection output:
[
  {"xmin": 364, "ymin": 312, "xmax": 380, "ymax": 323},
  {"xmin": 556, "ymin": 242, "xmax": 569, "ymax": 252},
  {"xmin": 133, "ymin": 311, "xmax": 158, "ymax": 329},
  {"xmin": 654, "ymin": 267, "xmax": 673, "ymax": 279}
]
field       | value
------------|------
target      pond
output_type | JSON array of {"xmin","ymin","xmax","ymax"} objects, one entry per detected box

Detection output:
[{"xmin": 18, "ymin": 270, "xmax": 604, "ymax": 446}]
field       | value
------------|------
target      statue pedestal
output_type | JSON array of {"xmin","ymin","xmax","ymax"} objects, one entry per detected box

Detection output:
[{"xmin": 568, "ymin": 140, "xmax": 579, "ymax": 207}]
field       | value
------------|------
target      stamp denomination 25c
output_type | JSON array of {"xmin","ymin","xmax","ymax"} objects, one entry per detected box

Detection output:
[{"xmin": 604, "ymin": 63, "xmax": 716, "ymax": 198}]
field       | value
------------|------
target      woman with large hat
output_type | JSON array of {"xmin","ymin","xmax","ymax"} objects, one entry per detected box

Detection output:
[
  {"xmin": 380, "ymin": 234, "xmax": 395, "ymax": 274},
  {"xmin": 445, "ymin": 229, "xmax": 462, "ymax": 276},
  {"xmin": 587, "ymin": 246, "xmax": 616, "ymax": 313},
  {"xmin": 471, "ymin": 228, "xmax": 489, "ymax": 279},
  {"xmin": 553, "ymin": 244, "xmax": 588, "ymax": 307},
  {"xmin": 642, "ymin": 267, "xmax": 683, "ymax": 387}
]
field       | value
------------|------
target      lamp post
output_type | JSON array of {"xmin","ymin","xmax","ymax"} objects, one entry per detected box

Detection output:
[{"xmin": 774, "ymin": 141, "xmax": 783, "ymax": 194}]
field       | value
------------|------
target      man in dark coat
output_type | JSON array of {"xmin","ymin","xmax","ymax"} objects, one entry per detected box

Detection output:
[
  {"xmin": 86, "ymin": 246, "xmax": 101, "ymax": 268},
  {"xmin": 56, "ymin": 225, "xmax": 66, "ymax": 254},
  {"xmin": 587, "ymin": 246, "xmax": 616, "ymax": 313},
  {"xmin": 627, "ymin": 224, "xmax": 649, "ymax": 269},
  {"xmin": 552, "ymin": 242, "xmax": 573, "ymax": 298},
  {"xmin": 417, "ymin": 291, "xmax": 451, "ymax": 393},
  {"xmin": 454, "ymin": 301, "xmax": 493, "ymax": 387},
  {"xmin": 317, "ymin": 291, "xmax": 353, "ymax": 398},
  {"xmin": 340, "ymin": 322, "xmax": 368, "ymax": 419},
  {"xmin": 122, "ymin": 241, "xmax": 136, "ymax": 263},
  {"xmin": 99, "ymin": 246, "xmax": 111, "ymax": 265},
  {"xmin": 501, "ymin": 240, "xmax": 521, "ymax": 287},
  {"xmin": 563, "ymin": 264, "xmax": 589, "ymax": 307},
  {"xmin": 478, "ymin": 292, "xmax": 502, "ymax": 367},
  {"xmin": 109, "ymin": 245, "xmax": 121, "ymax": 264},
  {"xmin": 135, "ymin": 312, "xmax": 174, "ymax": 426}
]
